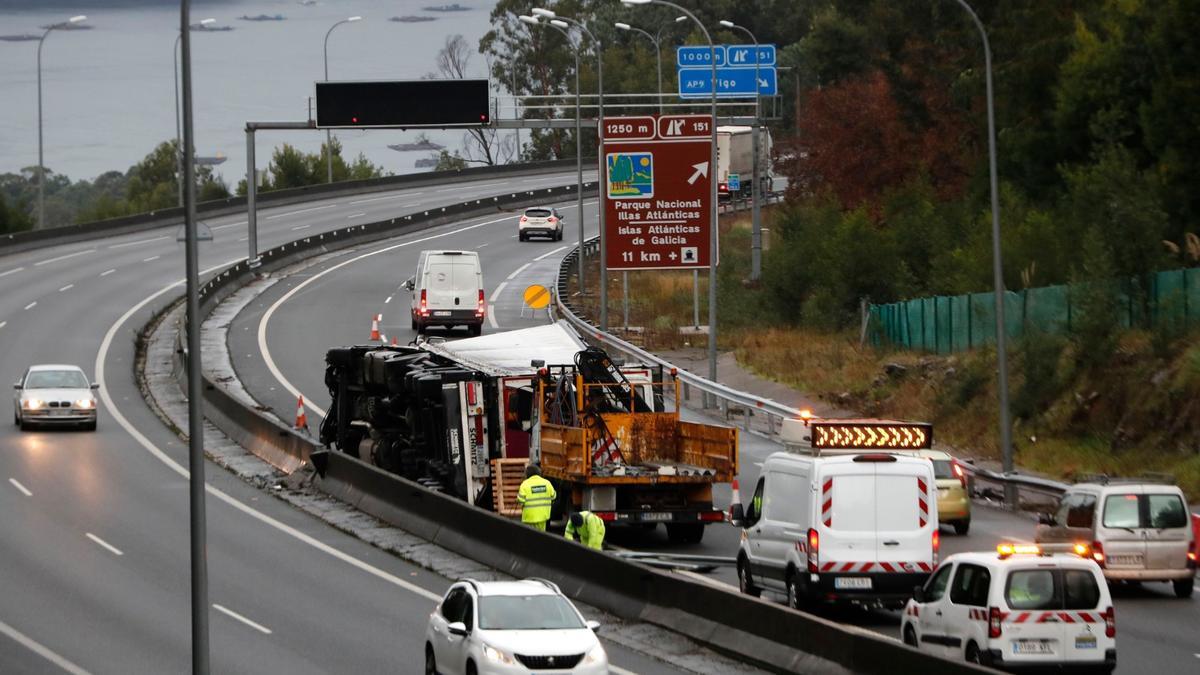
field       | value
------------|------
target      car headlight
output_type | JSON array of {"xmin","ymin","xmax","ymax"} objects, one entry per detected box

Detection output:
[
  {"xmin": 23, "ymin": 398, "xmax": 43, "ymax": 410},
  {"xmin": 583, "ymin": 643, "xmax": 607, "ymax": 665},
  {"xmin": 75, "ymin": 399, "xmax": 95, "ymax": 409},
  {"xmin": 482, "ymin": 644, "xmax": 515, "ymax": 665}
]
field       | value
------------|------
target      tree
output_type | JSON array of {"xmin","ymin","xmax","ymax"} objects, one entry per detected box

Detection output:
[
  {"xmin": 431, "ymin": 34, "xmax": 514, "ymax": 166},
  {"xmin": 0, "ymin": 192, "xmax": 32, "ymax": 234}
]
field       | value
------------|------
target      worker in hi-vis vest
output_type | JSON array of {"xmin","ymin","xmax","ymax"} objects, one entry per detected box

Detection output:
[
  {"xmin": 517, "ymin": 464, "xmax": 556, "ymax": 531},
  {"xmin": 565, "ymin": 511, "xmax": 606, "ymax": 550}
]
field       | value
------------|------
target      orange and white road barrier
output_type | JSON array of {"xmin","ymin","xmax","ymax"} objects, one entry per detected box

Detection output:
[
  {"xmin": 369, "ymin": 314, "xmax": 382, "ymax": 341},
  {"xmin": 294, "ymin": 395, "xmax": 309, "ymax": 431}
]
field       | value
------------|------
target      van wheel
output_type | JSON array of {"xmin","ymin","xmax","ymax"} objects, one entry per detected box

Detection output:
[
  {"xmin": 902, "ymin": 625, "xmax": 918, "ymax": 647},
  {"xmin": 785, "ymin": 570, "xmax": 803, "ymax": 609},
  {"xmin": 964, "ymin": 641, "xmax": 982, "ymax": 664},
  {"xmin": 953, "ymin": 520, "xmax": 970, "ymax": 535},
  {"xmin": 737, "ymin": 557, "xmax": 761, "ymax": 597},
  {"xmin": 424, "ymin": 644, "xmax": 438, "ymax": 675},
  {"xmin": 1174, "ymin": 577, "xmax": 1194, "ymax": 599}
]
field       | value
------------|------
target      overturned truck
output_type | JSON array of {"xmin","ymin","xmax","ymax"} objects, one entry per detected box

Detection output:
[{"xmin": 320, "ymin": 322, "xmax": 738, "ymax": 543}]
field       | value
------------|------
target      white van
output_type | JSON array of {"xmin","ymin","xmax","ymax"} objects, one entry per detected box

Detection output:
[
  {"xmin": 733, "ymin": 428, "xmax": 939, "ymax": 608},
  {"xmin": 406, "ymin": 250, "xmax": 485, "ymax": 336}
]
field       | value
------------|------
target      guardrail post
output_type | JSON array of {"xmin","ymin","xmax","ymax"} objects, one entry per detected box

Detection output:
[{"xmin": 246, "ymin": 127, "xmax": 260, "ymax": 267}]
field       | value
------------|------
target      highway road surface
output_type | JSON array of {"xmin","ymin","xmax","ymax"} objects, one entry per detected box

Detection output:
[{"xmin": 229, "ymin": 200, "xmax": 1200, "ymax": 675}]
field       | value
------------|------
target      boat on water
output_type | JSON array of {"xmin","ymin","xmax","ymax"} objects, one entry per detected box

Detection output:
[
  {"xmin": 240, "ymin": 14, "xmax": 286, "ymax": 22},
  {"xmin": 414, "ymin": 158, "xmax": 440, "ymax": 168},
  {"xmin": 0, "ymin": 34, "xmax": 41, "ymax": 42},
  {"xmin": 389, "ymin": 141, "xmax": 446, "ymax": 152},
  {"xmin": 390, "ymin": 16, "xmax": 438, "ymax": 23},
  {"xmin": 422, "ymin": 4, "xmax": 472, "ymax": 12}
]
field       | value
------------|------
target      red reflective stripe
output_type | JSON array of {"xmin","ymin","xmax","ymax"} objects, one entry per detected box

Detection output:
[
  {"xmin": 841, "ymin": 562, "xmax": 855, "ymax": 572},
  {"xmin": 917, "ymin": 478, "xmax": 927, "ymax": 493},
  {"xmin": 821, "ymin": 562, "xmax": 837, "ymax": 572},
  {"xmin": 879, "ymin": 562, "xmax": 895, "ymax": 573},
  {"xmin": 1036, "ymin": 612, "xmax": 1054, "ymax": 623},
  {"xmin": 822, "ymin": 498, "xmax": 832, "ymax": 514},
  {"xmin": 822, "ymin": 478, "xmax": 833, "ymax": 493},
  {"xmin": 1059, "ymin": 612, "xmax": 1075, "ymax": 623},
  {"xmin": 917, "ymin": 562, "xmax": 932, "ymax": 572},
  {"xmin": 1013, "ymin": 612, "xmax": 1031, "ymax": 624},
  {"xmin": 1077, "ymin": 612, "xmax": 1096, "ymax": 623},
  {"xmin": 861, "ymin": 562, "xmax": 874, "ymax": 572}
]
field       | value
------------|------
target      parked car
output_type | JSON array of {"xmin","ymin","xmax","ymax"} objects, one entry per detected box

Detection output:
[
  {"xmin": 902, "ymin": 544, "xmax": 1116, "ymax": 673},
  {"xmin": 13, "ymin": 364, "xmax": 99, "ymax": 431},
  {"xmin": 517, "ymin": 207, "xmax": 563, "ymax": 241},
  {"xmin": 407, "ymin": 250, "xmax": 485, "ymax": 336},
  {"xmin": 425, "ymin": 578, "xmax": 607, "ymax": 675},
  {"xmin": 1035, "ymin": 476, "xmax": 1195, "ymax": 598}
]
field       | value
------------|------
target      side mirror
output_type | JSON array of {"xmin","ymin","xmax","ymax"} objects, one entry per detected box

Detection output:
[
  {"xmin": 1037, "ymin": 512, "xmax": 1055, "ymax": 526},
  {"xmin": 585, "ymin": 620, "xmax": 601, "ymax": 632},
  {"xmin": 912, "ymin": 586, "xmax": 926, "ymax": 603},
  {"xmin": 728, "ymin": 503, "xmax": 744, "ymax": 528},
  {"xmin": 12, "ymin": 382, "xmax": 21, "ymax": 390},
  {"xmin": 90, "ymin": 383, "xmax": 100, "ymax": 390},
  {"xmin": 447, "ymin": 621, "xmax": 468, "ymax": 637},
  {"xmin": 404, "ymin": 277, "xmax": 416, "ymax": 291}
]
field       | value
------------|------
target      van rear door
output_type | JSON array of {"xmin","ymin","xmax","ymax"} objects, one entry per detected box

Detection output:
[
  {"xmin": 425, "ymin": 256, "xmax": 479, "ymax": 311},
  {"xmin": 876, "ymin": 459, "xmax": 936, "ymax": 572},
  {"xmin": 819, "ymin": 461, "xmax": 877, "ymax": 568},
  {"xmin": 1099, "ymin": 489, "xmax": 1147, "ymax": 570}
]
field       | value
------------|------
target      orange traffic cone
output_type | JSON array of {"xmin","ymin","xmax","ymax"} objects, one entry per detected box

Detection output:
[
  {"xmin": 390, "ymin": 336, "xmax": 399, "ymax": 346},
  {"xmin": 294, "ymin": 395, "xmax": 309, "ymax": 431},
  {"xmin": 728, "ymin": 478, "xmax": 742, "ymax": 522},
  {"xmin": 369, "ymin": 314, "xmax": 382, "ymax": 341}
]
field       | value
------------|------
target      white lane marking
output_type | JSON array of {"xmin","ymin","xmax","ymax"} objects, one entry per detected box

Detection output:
[
  {"xmin": 9, "ymin": 478, "xmax": 32, "ymax": 497},
  {"xmin": 100, "ymin": 269, "xmax": 116, "ymax": 277},
  {"xmin": 97, "ymin": 262, "xmax": 443, "ymax": 607},
  {"xmin": 142, "ymin": 256, "xmax": 160, "ymax": 263},
  {"xmin": 85, "ymin": 532, "xmax": 124, "ymax": 556},
  {"xmin": 0, "ymin": 618, "xmax": 90, "ymax": 675},
  {"xmin": 290, "ymin": 224, "xmax": 312, "ymax": 231},
  {"xmin": 533, "ymin": 245, "xmax": 567, "ymax": 262},
  {"xmin": 58, "ymin": 284, "xmax": 74, "ymax": 292},
  {"xmin": 488, "ymin": 310, "xmax": 500, "ymax": 330},
  {"xmin": 108, "ymin": 235, "xmax": 168, "ymax": 249},
  {"xmin": 23, "ymin": 302, "xmax": 36, "ymax": 311},
  {"xmin": 505, "ymin": 263, "xmax": 531, "ymax": 281},
  {"xmin": 475, "ymin": 243, "xmax": 488, "ymax": 248},
  {"xmin": 611, "ymin": 667, "xmax": 636, "ymax": 675},
  {"xmin": 0, "ymin": 266, "xmax": 25, "ymax": 278},
  {"xmin": 384, "ymin": 296, "xmax": 392, "ymax": 304},
  {"xmin": 33, "ymin": 249, "xmax": 94, "ymax": 266},
  {"xmin": 488, "ymin": 281, "xmax": 508, "ymax": 303},
  {"xmin": 237, "ymin": 236, "xmax": 249, "ymax": 242},
  {"xmin": 211, "ymin": 220, "xmax": 247, "ymax": 231},
  {"xmin": 259, "ymin": 213, "xmax": 515, "ymax": 419},
  {"xmin": 266, "ymin": 204, "xmax": 338, "ymax": 219},
  {"xmin": 347, "ymin": 212, "xmax": 367, "ymax": 219},
  {"xmin": 213, "ymin": 604, "xmax": 273, "ymax": 635},
  {"xmin": 0, "ymin": 321, "xmax": 6, "ymax": 330},
  {"xmin": 349, "ymin": 193, "xmax": 420, "ymax": 205}
]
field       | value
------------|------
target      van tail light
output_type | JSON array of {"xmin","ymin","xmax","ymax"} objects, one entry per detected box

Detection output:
[
  {"xmin": 988, "ymin": 607, "xmax": 1003, "ymax": 639},
  {"xmin": 1090, "ymin": 540, "xmax": 1106, "ymax": 568},
  {"xmin": 807, "ymin": 528, "xmax": 819, "ymax": 573},
  {"xmin": 952, "ymin": 460, "xmax": 967, "ymax": 489},
  {"xmin": 419, "ymin": 289, "xmax": 428, "ymax": 316},
  {"xmin": 476, "ymin": 289, "xmax": 486, "ymax": 316},
  {"xmin": 1102, "ymin": 606, "xmax": 1115, "ymax": 638},
  {"xmin": 1187, "ymin": 535, "xmax": 1196, "ymax": 568},
  {"xmin": 932, "ymin": 529, "xmax": 940, "ymax": 565}
]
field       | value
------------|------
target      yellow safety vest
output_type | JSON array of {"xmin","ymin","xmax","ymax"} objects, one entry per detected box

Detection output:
[
  {"xmin": 565, "ymin": 511, "xmax": 606, "ymax": 550},
  {"xmin": 517, "ymin": 475, "xmax": 556, "ymax": 523}
]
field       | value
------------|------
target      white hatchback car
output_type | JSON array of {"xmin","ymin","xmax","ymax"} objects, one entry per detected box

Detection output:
[
  {"xmin": 517, "ymin": 207, "xmax": 564, "ymax": 241},
  {"xmin": 13, "ymin": 364, "xmax": 99, "ymax": 431},
  {"xmin": 425, "ymin": 578, "xmax": 608, "ymax": 675},
  {"xmin": 902, "ymin": 544, "xmax": 1116, "ymax": 674}
]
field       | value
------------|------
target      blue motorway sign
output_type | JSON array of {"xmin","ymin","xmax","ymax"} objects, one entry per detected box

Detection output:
[
  {"xmin": 677, "ymin": 66, "xmax": 778, "ymax": 98},
  {"xmin": 676, "ymin": 45, "xmax": 725, "ymax": 67},
  {"xmin": 728, "ymin": 174, "xmax": 741, "ymax": 192},
  {"xmin": 726, "ymin": 44, "xmax": 776, "ymax": 67}
]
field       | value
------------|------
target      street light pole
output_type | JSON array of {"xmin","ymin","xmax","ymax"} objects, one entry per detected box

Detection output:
[
  {"xmin": 720, "ymin": 20, "xmax": 762, "ymax": 281},
  {"xmin": 521, "ymin": 15, "xmax": 585, "ymax": 294},
  {"xmin": 175, "ymin": 18, "xmax": 215, "ymax": 209},
  {"xmin": 949, "ymin": 0, "xmax": 1014, "ymax": 507},
  {"xmin": 35, "ymin": 14, "xmax": 85, "ymax": 230},
  {"xmin": 179, "ymin": 0, "xmax": 210, "ymax": 671},
  {"xmin": 625, "ymin": 0, "xmax": 720, "ymax": 390},
  {"xmin": 534, "ymin": 8, "xmax": 606, "ymax": 329},
  {"xmin": 323, "ymin": 16, "xmax": 362, "ymax": 184}
]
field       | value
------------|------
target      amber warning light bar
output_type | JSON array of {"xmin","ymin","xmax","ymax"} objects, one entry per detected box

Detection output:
[{"xmin": 811, "ymin": 421, "xmax": 933, "ymax": 450}]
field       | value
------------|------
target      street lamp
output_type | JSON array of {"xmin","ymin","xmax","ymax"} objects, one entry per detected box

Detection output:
[
  {"xmin": 947, "ymin": 0, "xmax": 1013, "ymax": 507},
  {"xmin": 719, "ymin": 19, "xmax": 764, "ymax": 282},
  {"xmin": 623, "ymin": 0, "xmax": 720, "ymax": 391},
  {"xmin": 323, "ymin": 16, "xmax": 362, "ymax": 183},
  {"xmin": 175, "ymin": 18, "xmax": 215, "ymax": 208},
  {"xmin": 35, "ymin": 14, "xmax": 86, "ymax": 229},
  {"xmin": 532, "ymin": 7, "xmax": 608, "ymax": 328},
  {"xmin": 520, "ymin": 14, "xmax": 587, "ymax": 293}
]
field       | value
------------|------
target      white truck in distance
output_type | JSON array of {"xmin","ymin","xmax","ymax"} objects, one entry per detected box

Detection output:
[{"xmin": 717, "ymin": 125, "xmax": 773, "ymax": 202}]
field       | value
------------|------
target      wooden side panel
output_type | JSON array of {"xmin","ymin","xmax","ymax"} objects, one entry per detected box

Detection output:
[
  {"xmin": 540, "ymin": 423, "xmax": 586, "ymax": 479},
  {"xmin": 677, "ymin": 421, "xmax": 739, "ymax": 481}
]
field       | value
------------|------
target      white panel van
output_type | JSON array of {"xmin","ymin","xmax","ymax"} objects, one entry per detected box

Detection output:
[{"xmin": 407, "ymin": 250, "xmax": 485, "ymax": 336}]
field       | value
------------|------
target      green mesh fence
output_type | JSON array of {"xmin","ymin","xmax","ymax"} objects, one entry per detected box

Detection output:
[{"xmin": 870, "ymin": 267, "xmax": 1199, "ymax": 352}]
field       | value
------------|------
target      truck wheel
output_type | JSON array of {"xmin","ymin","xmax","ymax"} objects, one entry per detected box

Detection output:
[
  {"xmin": 666, "ymin": 523, "xmax": 704, "ymax": 544},
  {"xmin": 737, "ymin": 557, "xmax": 761, "ymax": 597},
  {"xmin": 1174, "ymin": 577, "xmax": 1194, "ymax": 599}
]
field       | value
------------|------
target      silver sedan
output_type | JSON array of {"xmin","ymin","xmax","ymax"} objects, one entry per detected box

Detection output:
[{"xmin": 13, "ymin": 364, "xmax": 99, "ymax": 431}]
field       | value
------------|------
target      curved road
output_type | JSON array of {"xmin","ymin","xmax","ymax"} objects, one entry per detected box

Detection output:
[
  {"xmin": 230, "ymin": 199, "xmax": 1200, "ymax": 674},
  {"xmin": 0, "ymin": 170, "xmax": 688, "ymax": 675}
]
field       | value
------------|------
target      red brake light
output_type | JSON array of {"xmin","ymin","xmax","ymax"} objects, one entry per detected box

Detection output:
[
  {"xmin": 807, "ymin": 528, "xmax": 819, "ymax": 573},
  {"xmin": 932, "ymin": 529, "xmax": 940, "ymax": 565},
  {"xmin": 852, "ymin": 454, "xmax": 898, "ymax": 462},
  {"xmin": 699, "ymin": 510, "xmax": 724, "ymax": 522},
  {"xmin": 988, "ymin": 607, "xmax": 1002, "ymax": 638},
  {"xmin": 466, "ymin": 382, "xmax": 477, "ymax": 406},
  {"xmin": 476, "ymin": 289, "xmax": 486, "ymax": 316},
  {"xmin": 1103, "ymin": 606, "xmax": 1115, "ymax": 638},
  {"xmin": 594, "ymin": 511, "xmax": 616, "ymax": 521},
  {"xmin": 1091, "ymin": 540, "xmax": 1106, "ymax": 568},
  {"xmin": 419, "ymin": 289, "xmax": 428, "ymax": 315}
]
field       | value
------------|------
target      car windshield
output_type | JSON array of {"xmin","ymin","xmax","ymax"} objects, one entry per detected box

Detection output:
[
  {"xmin": 477, "ymin": 595, "xmax": 585, "ymax": 630},
  {"xmin": 931, "ymin": 459, "xmax": 954, "ymax": 480},
  {"xmin": 25, "ymin": 370, "xmax": 88, "ymax": 389},
  {"xmin": 525, "ymin": 209, "xmax": 552, "ymax": 218}
]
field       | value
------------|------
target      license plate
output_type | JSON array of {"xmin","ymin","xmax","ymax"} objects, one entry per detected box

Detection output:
[
  {"xmin": 1075, "ymin": 635, "xmax": 1097, "ymax": 650},
  {"xmin": 433, "ymin": 311, "xmax": 451, "ymax": 317},
  {"xmin": 50, "ymin": 409, "xmax": 70, "ymax": 416},
  {"xmin": 1012, "ymin": 640, "xmax": 1054, "ymax": 655},
  {"xmin": 1109, "ymin": 554, "xmax": 1143, "ymax": 566},
  {"xmin": 640, "ymin": 512, "xmax": 672, "ymax": 522},
  {"xmin": 833, "ymin": 577, "xmax": 872, "ymax": 590}
]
